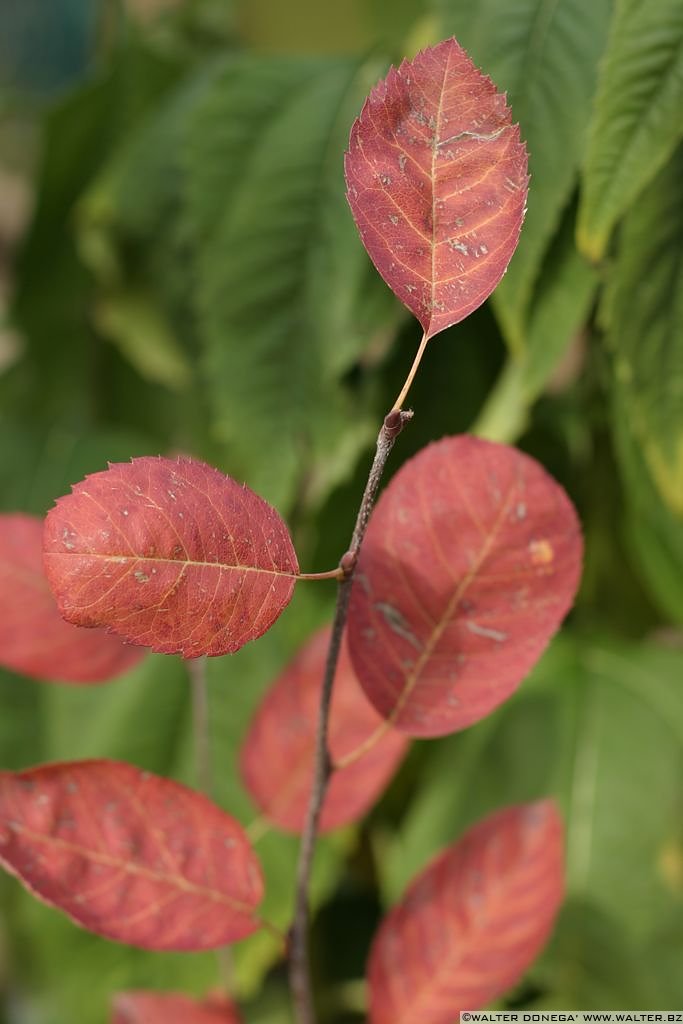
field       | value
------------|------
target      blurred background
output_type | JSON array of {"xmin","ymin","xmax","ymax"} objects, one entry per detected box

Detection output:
[{"xmin": 0, "ymin": 0, "xmax": 682, "ymax": 1021}]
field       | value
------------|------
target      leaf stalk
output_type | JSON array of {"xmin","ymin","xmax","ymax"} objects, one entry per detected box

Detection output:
[{"xmin": 392, "ymin": 332, "xmax": 428, "ymax": 412}]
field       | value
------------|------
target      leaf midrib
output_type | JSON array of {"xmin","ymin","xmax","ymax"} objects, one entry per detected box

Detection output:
[
  {"xmin": 45, "ymin": 550, "xmax": 298, "ymax": 580},
  {"xmin": 391, "ymin": 860, "xmax": 536, "ymax": 1024},
  {"xmin": 429, "ymin": 46, "xmax": 451, "ymax": 333},
  {"xmin": 2, "ymin": 819, "xmax": 255, "ymax": 916},
  {"xmin": 387, "ymin": 482, "xmax": 517, "ymax": 725}
]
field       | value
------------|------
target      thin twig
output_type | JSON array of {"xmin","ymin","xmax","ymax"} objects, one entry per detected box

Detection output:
[{"xmin": 288, "ymin": 408, "xmax": 413, "ymax": 1024}]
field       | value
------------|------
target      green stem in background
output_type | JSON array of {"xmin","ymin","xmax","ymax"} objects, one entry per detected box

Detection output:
[
  {"xmin": 187, "ymin": 656, "xmax": 213, "ymax": 797},
  {"xmin": 185, "ymin": 655, "xmax": 235, "ymax": 994},
  {"xmin": 288, "ymin": 407, "xmax": 413, "ymax": 1024},
  {"xmin": 471, "ymin": 354, "xmax": 531, "ymax": 443}
]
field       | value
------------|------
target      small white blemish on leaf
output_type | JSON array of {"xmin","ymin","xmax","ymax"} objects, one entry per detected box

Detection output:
[
  {"xmin": 448, "ymin": 239, "xmax": 469, "ymax": 255},
  {"xmin": 375, "ymin": 602, "xmax": 423, "ymax": 651},
  {"xmin": 466, "ymin": 621, "xmax": 508, "ymax": 643}
]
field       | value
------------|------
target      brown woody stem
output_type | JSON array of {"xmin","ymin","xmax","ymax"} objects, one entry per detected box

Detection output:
[{"xmin": 288, "ymin": 408, "xmax": 413, "ymax": 1024}]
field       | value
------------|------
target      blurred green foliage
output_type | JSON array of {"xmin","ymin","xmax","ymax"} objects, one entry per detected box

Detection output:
[{"xmin": 0, "ymin": 0, "xmax": 682, "ymax": 1021}]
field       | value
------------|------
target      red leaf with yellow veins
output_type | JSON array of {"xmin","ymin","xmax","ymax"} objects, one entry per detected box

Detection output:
[
  {"xmin": 0, "ymin": 514, "xmax": 143, "ymax": 684},
  {"xmin": 347, "ymin": 436, "xmax": 582, "ymax": 736},
  {"xmin": 113, "ymin": 991, "xmax": 242, "ymax": 1023},
  {"xmin": 0, "ymin": 761, "xmax": 263, "ymax": 950},
  {"xmin": 345, "ymin": 38, "xmax": 528, "ymax": 339},
  {"xmin": 368, "ymin": 801, "xmax": 564, "ymax": 1023},
  {"xmin": 240, "ymin": 626, "xmax": 408, "ymax": 833},
  {"xmin": 43, "ymin": 456, "xmax": 299, "ymax": 658}
]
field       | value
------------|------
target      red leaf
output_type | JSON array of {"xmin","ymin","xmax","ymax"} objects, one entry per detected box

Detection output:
[
  {"xmin": 347, "ymin": 436, "xmax": 582, "ymax": 737},
  {"xmin": 0, "ymin": 760, "xmax": 263, "ymax": 950},
  {"xmin": 240, "ymin": 626, "xmax": 408, "ymax": 833},
  {"xmin": 113, "ymin": 991, "xmax": 242, "ymax": 1024},
  {"xmin": 43, "ymin": 456, "xmax": 299, "ymax": 658},
  {"xmin": 368, "ymin": 800, "xmax": 564, "ymax": 1023},
  {"xmin": 345, "ymin": 38, "xmax": 528, "ymax": 339},
  {"xmin": 0, "ymin": 514, "xmax": 144, "ymax": 684}
]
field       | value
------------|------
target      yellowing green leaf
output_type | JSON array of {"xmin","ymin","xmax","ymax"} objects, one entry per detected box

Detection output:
[
  {"xmin": 578, "ymin": 0, "xmax": 683, "ymax": 260},
  {"xmin": 474, "ymin": 208, "xmax": 598, "ymax": 442},
  {"xmin": 603, "ymin": 147, "xmax": 683, "ymax": 516},
  {"xmin": 94, "ymin": 289, "xmax": 192, "ymax": 392}
]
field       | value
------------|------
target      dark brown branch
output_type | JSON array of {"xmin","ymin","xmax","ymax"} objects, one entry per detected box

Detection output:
[{"xmin": 288, "ymin": 408, "xmax": 413, "ymax": 1024}]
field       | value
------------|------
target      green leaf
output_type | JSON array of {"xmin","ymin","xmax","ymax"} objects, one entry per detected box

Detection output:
[
  {"xmin": 603, "ymin": 147, "xmax": 683, "ymax": 516},
  {"xmin": 436, "ymin": 0, "xmax": 612, "ymax": 352},
  {"xmin": 93, "ymin": 288, "xmax": 193, "ymax": 392},
  {"xmin": 601, "ymin": 148, "xmax": 683, "ymax": 619},
  {"xmin": 534, "ymin": 900, "xmax": 654, "ymax": 1008},
  {"xmin": 10, "ymin": 895, "xmax": 217, "ymax": 1024},
  {"xmin": 73, "ymin": 67, "xmax": 216, "ymax": 392},
  {"xmin": 0, "ymin": 670, "xmax": 45, "ymax": 771},
  {"xmin": 41, "ymin": 655, "xmax": 187, "ymax": 772},
  {"xmin": 562, "ymin": 641, "xmax": 683, "ymax": 938},
  {"xmin": 622, "ymin": 509, "xmax": 683, "ymax": 622},
  {"xmin": 644, "ymin": 913, "xmax": 683, "ymax": 1007},
  {"xmin": 0, "ymin": 419, "xmax": 157, "ymax": 516},
  {"xmin": 474, "ymin": 203, "xmax": 598, "ymax": 442},
  {"xmin": 7, "ymin": 34, "xmax": 190, "ymax": 429},
  {"xmin": 183, "ymin": 55, "xmax": 400, "ymax": 510},
  {"xmin": 607, "ymin": 382, "xmax": 683, "ymax": 624},
  {"xmin": 380, "ymin": 634, "xmax": 683, "ymax": 942},
  {"xmin": 578, "ymin": 0, "xmax": 683, "ymax": 260}
]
